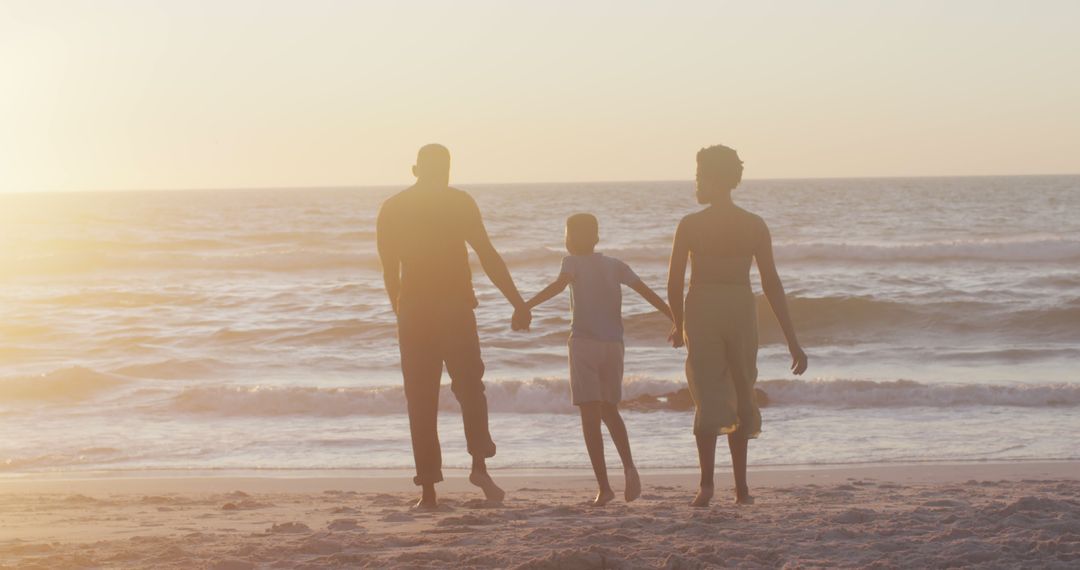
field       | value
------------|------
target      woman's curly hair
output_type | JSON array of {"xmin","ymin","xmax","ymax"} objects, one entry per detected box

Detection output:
[{"xmin": 696, "ymin": 145, "xmax": 744, "ymax": 195}]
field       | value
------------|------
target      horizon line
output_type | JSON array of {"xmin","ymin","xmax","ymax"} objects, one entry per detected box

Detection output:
[{"xmin": 3, "ymin": 172, "xmax": 1078, "ymax": 195}]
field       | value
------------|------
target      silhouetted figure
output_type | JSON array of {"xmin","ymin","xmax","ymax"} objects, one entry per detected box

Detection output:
[
  {"xmin": 667, "ymin": 145, "xmax": 808, "ymax": 508},
  {"xmin": 520, "ymin": 213, "xmax": 672, "ymax": 506},
  {"xmin": 376, "ymin": 144, "xmax": 531, "ymax": 509}
]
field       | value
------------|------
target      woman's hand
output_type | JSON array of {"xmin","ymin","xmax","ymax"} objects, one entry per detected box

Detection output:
[
  {"xmin": 789, "ymin": 344, "xmax": 808, "ymax": 375},
  {"xmin": 668, "ymin": 324, "xmax": 684, "ymax": 348}
]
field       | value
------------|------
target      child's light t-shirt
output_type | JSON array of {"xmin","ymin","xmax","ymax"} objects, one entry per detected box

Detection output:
[{"xmin": 559, "ymin": 253, "xmax": 641, "ymax": 343}]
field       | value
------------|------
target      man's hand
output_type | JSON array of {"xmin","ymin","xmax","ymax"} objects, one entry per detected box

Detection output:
[
  {"xmin": 511, "ymin": 306, "xmax": 532, "ymax": 331},
  {"xmin": 668, "ymin": 324, "xmax": 684, "ymax": 348}
]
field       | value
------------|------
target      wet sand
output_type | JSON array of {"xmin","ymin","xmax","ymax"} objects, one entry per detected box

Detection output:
[{"xmin": 1, "ymin": 462, "xmax": 1077, "ymax": 569}]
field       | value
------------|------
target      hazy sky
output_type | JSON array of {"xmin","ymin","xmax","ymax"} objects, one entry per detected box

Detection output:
[{"xmin": 2, "ymin": 0, "xmax": 1079, "ymax": 191}]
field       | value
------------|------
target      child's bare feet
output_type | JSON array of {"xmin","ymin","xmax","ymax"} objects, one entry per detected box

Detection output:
[
  {"xmin": 690, "ymin": 485, "xmax": 713, "ymax": 507},
  {"xmin": 624, "ymin": 468, "xmax": 641, "ymax": 502},
  {"xmin": 590, "ymin": 488, "xmax": 616, "ymax": 507},
  {"xmin": 469, "ymin": 471, "xmax": 506, "ymax": 504}
]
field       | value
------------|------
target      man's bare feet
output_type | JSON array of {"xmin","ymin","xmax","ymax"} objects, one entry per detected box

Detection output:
[
  {"xmin": 590, "ymin": 488, "xmax": 616, "ymax": 507},
  {"xmin": 412, "ymin": 496, "xmax": 438, "ymax": 510},
  {"xmin": 624, "ymin": 468, "xmax": 641, "ymax": 502},
  {"xmin": 469, "ymin": 471, "xmax": 506, "ymax": 504},
  {"xmin": 690, "ymin": 485, "xmax": 713, "ymax": 508},
  {"xmin": 413, "ymin": 485, "xmax": 438, "ymax": 510}
]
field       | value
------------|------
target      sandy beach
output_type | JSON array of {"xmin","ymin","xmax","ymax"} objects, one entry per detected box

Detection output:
[{"xmin": 1, "ymin": 461, "xmax": 1076, "ymax": 569}]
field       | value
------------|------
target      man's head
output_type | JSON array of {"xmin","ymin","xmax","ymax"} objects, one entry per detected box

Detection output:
[
  {"xmin": 412, "ymin": 144, "xmax": 451, "ymax": 187},
  {"xmin": 565, "ymin": 213, "xmax": 599, "ymax": 255},
  {"xmin": 695, "ymin": 144, "xmax": 744, "ymax": 204}
]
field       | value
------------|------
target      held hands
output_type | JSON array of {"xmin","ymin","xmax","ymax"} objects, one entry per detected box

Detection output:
[
  {"xmin": 668, "ymin": 324, "xmax": 684, "ymax": 348},
  {"xmin": 511, "ymin": 305, "xmax": 532, "ymax": 331},
  {"xmin": 789, "ymin": 343, "xmax": 808, "ymax": 375}
]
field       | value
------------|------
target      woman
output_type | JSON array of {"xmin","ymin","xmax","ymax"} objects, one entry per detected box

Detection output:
[{"xmin": 667, "ymin": 145, "xmax": 808, "ymax": 507}]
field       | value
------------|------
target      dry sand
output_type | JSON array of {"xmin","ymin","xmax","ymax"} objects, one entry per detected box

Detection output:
[{"xmin": 0, "ymin": 462, "xmax": 1077, "ymax": 569}]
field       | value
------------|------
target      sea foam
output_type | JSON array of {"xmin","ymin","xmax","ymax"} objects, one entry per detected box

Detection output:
[{"xmin": 161, "ymin": 377, "xmax": 1080, "ymax": 417}]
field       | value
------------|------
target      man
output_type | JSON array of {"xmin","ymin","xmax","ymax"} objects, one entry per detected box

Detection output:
[{"xmin": 376, "ymin": 144, "xmax": 531, "ymax": 508}]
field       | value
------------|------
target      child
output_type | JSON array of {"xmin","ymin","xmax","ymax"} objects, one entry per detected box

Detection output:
[{"xmin": 516, "ymin": 213, "xmax": 673, "ymax": 506}]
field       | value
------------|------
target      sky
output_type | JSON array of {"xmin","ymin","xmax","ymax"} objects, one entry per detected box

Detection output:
[{"xmin": 2, "ymin": 0, "xmax": 1079, "ymax": 192}]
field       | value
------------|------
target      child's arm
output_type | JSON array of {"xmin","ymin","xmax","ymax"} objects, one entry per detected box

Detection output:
[
  {"xmin": 524, "ymin": 273, "xmax": 573, "ymax": 310},
  {"xmin": 628, "ymin": 279, "xmax": 673, "ymax": 322}
]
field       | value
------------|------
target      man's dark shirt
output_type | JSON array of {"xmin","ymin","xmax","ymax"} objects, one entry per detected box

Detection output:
[{"xmin": 377, "ymin": 185, "xmax": 481, "ymax": 309}]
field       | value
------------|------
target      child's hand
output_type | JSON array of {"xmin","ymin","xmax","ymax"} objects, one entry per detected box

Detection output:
[{"xmin": 668, "ymin": 324, "xmax": 684, "ymax": 348}]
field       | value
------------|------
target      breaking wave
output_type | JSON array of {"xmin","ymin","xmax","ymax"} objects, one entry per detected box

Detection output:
[
  {"xmin": 0, "ymin": 367, "xmax": 128, "ymax": 402},
  {"xmin": 162, "ymin": 378, "xmax": 1080, "ymax": 417},
  {"xmin": 8, "ymin": 237, "xmax": 1079, "ymax": 278}
]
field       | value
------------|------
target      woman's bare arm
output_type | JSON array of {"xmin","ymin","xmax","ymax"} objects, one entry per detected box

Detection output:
[
  {"xmin": 755, "ymin": 222, "xmax": 808, "ymax": 375},
  {"xmin": 666, "ymin": 218, "xmax": 690, "ymax": 348}
]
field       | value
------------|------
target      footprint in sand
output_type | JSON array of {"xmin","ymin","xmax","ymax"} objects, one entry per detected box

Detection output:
[
  {"xmin": 327, "ymin": 518, "xmax": 362, "ymax": 531},
  {"xmin": 267, "ymin": 522, "xmax": 311, "ymax": 534},
  {"xmin": 369, "ymin": 493, "xmax": 408, "ymax": 507},
  {"xmin": 830, "ymin": 508, "xmax": 877, "ymax": 524},
  {"xmin": 922, "ymin": 499, "xmax": 967, "ymax": 508},
  {"xmin": 63, "ymin": 494, "xmax": 99, "ymax": 504},
  {"xmin": 381, "ymin": 512, "xmax": 415, "ymax": 522},
  {"xmin": 322, "ymin": 490, "xmax": 359, "ymax": 497},
  {"xmin": 222, "ymin": 499, "xmax": 272, "ymax": 511},
  {"xmin": 297, "ymin": 538, "xmax": 342, "ymax": 555},
  {"xmin": 462, "ymin": 498, "xmax": 504, "ymax": 509},
  {"xmin": 209, "ymin": 559, "xmax": 255, "ymax": 570},
  {"xmin": 435, "ymin": 514, "xmax": 498, "ymax": 527}
]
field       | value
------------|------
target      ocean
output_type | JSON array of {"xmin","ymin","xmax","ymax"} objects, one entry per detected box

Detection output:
[{"xmin": 2, "ymin": 176, "xmax": 1079, "ymax": 474}]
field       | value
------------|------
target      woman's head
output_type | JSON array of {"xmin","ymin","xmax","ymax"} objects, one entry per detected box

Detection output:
[{"xmin": 695, "ymin": 145, "xmax": 743, "ymax": 204}]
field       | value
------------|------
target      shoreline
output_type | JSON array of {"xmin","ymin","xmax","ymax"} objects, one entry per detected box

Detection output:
[{"xmin": 2, "ymin": 460, "xmax": 1075, "ymax": 495}]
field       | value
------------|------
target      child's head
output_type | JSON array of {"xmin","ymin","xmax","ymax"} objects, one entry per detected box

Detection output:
[{"xmin": 565, "ymin": 213, "xmax": 599, "ymax": 255}]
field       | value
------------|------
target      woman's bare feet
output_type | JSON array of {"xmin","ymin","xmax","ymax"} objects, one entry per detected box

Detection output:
[
  {"xmin": 590, "ymin": 488, "xmax": 616, "ymax": 507},
  {"xmin": 735, "ymin": 486, "xmax": 754, "ymax": 505},
  {"xmin": 624, "ymin": 468, "xmax": 641, "ymax": 502},
  {"xmin": 469, "ymin": 471, "xmax": 506, "ymax": 504},
  {"xmin": 690, "ymin": 485, "xmax": 714, "ymax": 507}
]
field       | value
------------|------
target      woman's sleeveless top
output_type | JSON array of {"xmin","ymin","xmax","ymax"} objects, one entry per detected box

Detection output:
[{"xmin": 686, "ymin": 210, "xmax": 760, "ymax": 289}]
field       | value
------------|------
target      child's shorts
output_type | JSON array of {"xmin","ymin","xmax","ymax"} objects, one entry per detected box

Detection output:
[{"xmin": 568, "ymin": 337, "xmax": 624, "ymax": 405}]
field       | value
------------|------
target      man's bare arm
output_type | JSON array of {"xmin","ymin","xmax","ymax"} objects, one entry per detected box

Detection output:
[
  {"xmin": 375, "ymin": 204, "xmax": 401, "ymax": 314},
  {"xmin": 464, "ymin": 200, "xmax": 526, "ymax": 310}
]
